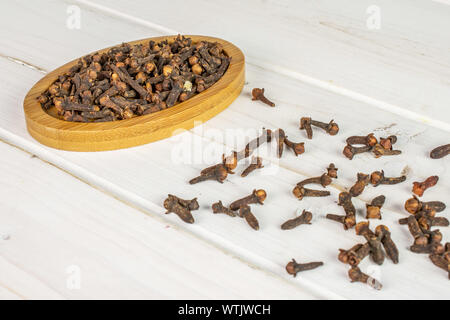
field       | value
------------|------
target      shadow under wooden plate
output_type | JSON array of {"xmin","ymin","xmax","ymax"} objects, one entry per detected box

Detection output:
[{"xmin": 23, "ymin": 35, "xmax": 245, "ymax": 152}]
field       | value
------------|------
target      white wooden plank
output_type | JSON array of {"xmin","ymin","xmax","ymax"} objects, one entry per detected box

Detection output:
[
  {"xmin": 77, "ymin": 0, "xmax": 450, "ymax": 130},
  {"xmin": 0, "ymin": 0, "xmax": 449, "ymax": 298},
  {"xmin": 0, "ymin": 140, "xmax": 316, "ymax": 299},
  {"xmin": 1, "ymin": 56, "xmax": 449, "ymax": 299}
]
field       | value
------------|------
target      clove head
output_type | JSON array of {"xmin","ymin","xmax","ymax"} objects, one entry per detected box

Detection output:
[{"xmin": 327, "ymin": 163, "xmax": 338, "ymax": 179}]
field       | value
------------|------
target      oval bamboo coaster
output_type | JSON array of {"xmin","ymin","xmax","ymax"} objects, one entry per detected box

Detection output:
[{"xmin": 23, "ymin": 35, "xmax": 245, "ymax": 152}]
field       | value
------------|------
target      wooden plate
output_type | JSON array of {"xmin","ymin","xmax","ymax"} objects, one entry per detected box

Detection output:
[{"xmin": 23, "ymin": 35, "xmax": 245, "ymax": 151}]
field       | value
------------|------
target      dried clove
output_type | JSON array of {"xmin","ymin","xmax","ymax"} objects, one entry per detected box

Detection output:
[
  {"xmin": 375, "ymin": 225, "xmax": 399, "ymax": 264},
  {"xmin": 429, "ymin": 254, "xmax": 450, "ymax": 279},
  {"xmin": 189, "ymin": 164, "xmax": 228, "ymax": 184},
  {"xmin": 372, "ymin": 143, "xmax": 402, "ymax": 158},
  {"xmin": 430, "ymin": 144, "xmax": 450, "ymax": 159},
  {"xmin": 211, "ymin": 200, "xmax": 236, "ymax": 217},
  {"xmin": 311, "ymin": 119, "xmax": 339, "ymax": 136},
  {"xmin": 355, "ymin": 221, "xmax": 385, "ymax": 265},
  {"xmin": 406, "ymin": 215, "xmax": 429, "ymax": 246},
  {"xmin": 238, "ymin": 205, "xmax": 259, "ymax": 230},
  {"xmin": 349, "ymin": 173, "xmax": 370, "ymax": 197},
  {"xmin": 285, "ymin": 259, "xmax": 323, "ymax": 277},
  {"xmin": 326, "ymin": 192, "xmax": 356, "ymax": 230},
  {"xmin": 284, "ymin": 137, "xmax": 305, "ymax": 156},
  {"xmin": 163, "ymin": 196, "xmax": 195, "ymax": 224},
  {"xmin": 327, "ymin": 163, "xmax": 338, "ymax": 179},
  {"xmin": 281, "ymin": 210, "xmax": 313, "ymax": 230},
  {"xmin": 326, "ymin": 214, "xmax": 356, "ymax": 230},
  {"xmin": 299, "ymin": 117, "xmax": 339, "ymax": 138},
  {"xmin": 299, "ymin": 117, "xmax": 313, "ymax": 139},
  {"xmin": 412, "ymin": 176, "xmax": 439, "ymax": 197},
  {"xmin": 241, "ymin": 156, "xmax": 264, "ymax": 177},
  {"xmin": 167, "ymin": 194, "xmax": 199, "ymax": 211},
  {"xmin": 346, "ymin": 133, "xmax": 378, "ymax": 147},
  {"xmin": 343, "ymin": 144, "xmax": 372, "ymax": 160},
  {"xmin": 379, "ymin": 135, "xmax": 397, "ymax": 150},
  {"xmin": 348, "ymin": 266, "xmax": 382, "ymax": 290},
  {"xmin": 404, "ymin": 196, "xmax": 446, "ymax": 215},
  {"xmin": 274, "ymin": 129, "xmax": 286, "ymax": 158},
  {"xmin": 229, "ymin": 189, "xmax": 267, "ymax": 211},
  {"xmin": 296, "ymin": 173, "xmax": 333, "ymax": 188},
  {"xmin": 366, "ymin": 195, "xmax": 386, "ymax": 220},
  {"xmin": 410, "ymin": 243, "xmax": 445, "ymax": 255},
  {"xmin": 338, "ymin": 243, "xmax": 371, "ymax": 266},
  {"xmin": 39, "ymin": 36, "xmax": 229, "ymax": 122},
  {"xmin": 370, "ymin": 170, "xmax": 406, "ymax": 187},
  {"xmin": 293, "ymin": 186, "xmax": 330, "ymax": 201},
  {"xmin": 251, "ymin": 88, "xmax": 275, "ymax": 107}
]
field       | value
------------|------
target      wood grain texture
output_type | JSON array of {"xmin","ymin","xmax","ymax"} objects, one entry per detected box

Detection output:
[
  {"xmin": 23, "ymin": 35, "xmax": 244, "ymax": 151},
  {"xmin": 1, "ymin": 0, "xmax": 450, "ymax": 299},
  {"xmin": 0, "ymin": 141, "xmax": 316, "ymax": 300},
  {"xmin": 83, "ymin": 0, "xmax": 450, "ymax": 130}
]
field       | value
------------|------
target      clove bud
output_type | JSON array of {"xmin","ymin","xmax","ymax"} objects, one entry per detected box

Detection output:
[
  {"xmin": 281, "ymin": 210, "xmax": 313, "ymax": 230},
  {"xmin": 285, "ymin": 259, "xmax": 323, "ymax": 277}
]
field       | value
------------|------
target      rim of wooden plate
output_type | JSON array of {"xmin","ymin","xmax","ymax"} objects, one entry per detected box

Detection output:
[{"xmin": 23, "ymin": 35, "xmax": 245, "ymax": 151}]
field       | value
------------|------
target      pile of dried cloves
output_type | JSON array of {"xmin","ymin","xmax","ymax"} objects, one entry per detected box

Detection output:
[{"xmin": 38, "ymin": 35, "xmax": 230, "ymax": 122}]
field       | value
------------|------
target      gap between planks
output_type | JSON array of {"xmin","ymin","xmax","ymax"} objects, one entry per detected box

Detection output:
[
  {"xmin": 0, "ymin": 131, "xmax": 345, "ymax": 300},
  {"xmin": 68, "ymin": 0, "xmax": 450, "ymax": 134}
]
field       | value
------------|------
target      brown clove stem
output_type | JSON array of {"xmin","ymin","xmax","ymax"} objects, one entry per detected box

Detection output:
[
  {"xmin": 285, "ymin": 259, "xmax": 323, "ymax": 277},
  {"xmin": 211, "ymin": 201, "xmax": 236, "ymax": 217},
  {"xmin": 281, "ymin": 210, "xmax": 313, "ymax": 230},
  {"xmin": 229, "ymin": 189, "xmax": 267, "ymax": 211}
]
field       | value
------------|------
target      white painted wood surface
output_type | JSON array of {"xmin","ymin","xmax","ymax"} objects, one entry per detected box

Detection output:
[
  {"xmin": 0, "ymin": 0, "xmax": 449, "ymax": 299},
  {"xmin": 0, "ymin": 141, "xmax": 316, "ymax": 299}
]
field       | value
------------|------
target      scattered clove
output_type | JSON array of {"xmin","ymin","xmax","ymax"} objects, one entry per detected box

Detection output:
[
  {"xmin": 379, "ymin": 136, "xmax": 397, "ymax": 150},
  {"xmin": 299, "ymin": 117, "xmax": 313, "ymax": 139},
  {"xmin": 430, "ymin": 144, "xmax": 450, "ymax": 159},
  {"xmin": 338, "ymin": 243, "xmax": 371, "ymax": 266},
  {"xmin": 429, "ymin": 254, "xmax": 450, "ymax": 279},
  {"xmin": 229, "ymin": 189, "xmax": 267, "ymax": 211},
  {"xmin": 348, "ymin": 266, "xmax": 382, "ymax": 290},
  {"xmin": 375, "ymin": 225, "xmax": 399, "ymax": 264},
  {"xmin": 281, "ymin": 210, "xmax": 312, "ymax": 230},
  {"xmin": 404, "ymin": 196, "xmax": 446, "ymax": 215},
  {"xmin": 349, "ymin": 173, "xmax": 370, "ymax": 197},
  {"xmin": 163, "ymin": 194, "xmax": 197, "ymax": 224},
  {"xmin": 343, "ymin": 144, "xmax": 372, "ymax": 160},
  {"xmin": 366, "ymin": 195, "xmax": 386, "ymax": 220},
  {"xmin": 241, "ymin": 156, "xmax": 264, "ymax": 177},
  {"xmin": 370, "ymin": 170, "xmax": 406, "ymax": 187},
  {"xmin": 274, "ymin": 129, "xmax": 286, "ymax": 158},
  {"xmin": 167, "ymin": 194, "xmax": 199, "ymax": 211},
  {"xmin": 326, "ymin": 192, "xmax": 356, "ymax": 230},
  {"xmin": 355, "ymin": 221, "xmax": 385, "ymax": 265},
  {"xmin": 251, "ymin": 88, "xmax": 275, "ymax": 107},
  {"xmin": 285, "ymin": 259, "xmax": 323, "ymax": 277},
  {"xmin": 189, "ymin": 163, "xmax": 229, "ymax": 184},
  {"xmin": 211, "ymin": 200, "xmax": 236, "ymax": 217},
  {"xmin": 293, "ymin": 186, "xmax": 330, "ymax": 201},
  {"xmin": 284, "ymin": 137, "xmax": 305, "ymax": 156},
  {"xmin": 327, "ymin": 163, "xmax": 338, "ymax": 179},
  {"xmin": 346, "ymin": 133, "xmax": 378, "ymax": 147},
  {"xmin": 296, "ymin": 173, "xmax": 333, "ymax": 188},
  {"xmin": 412, "ymin": 176, "xmax": 439, "ymax": 197},
  {"xmin": 238, "ymin": 205, "xmax": 259, "ymax": 230},
  {"xmin": 299, "ymin": 117, "xmax": 339, "ymax": 138},
  {"xmin": 372, "ymin": 143, "xmax": 402, "ymax": 158}
]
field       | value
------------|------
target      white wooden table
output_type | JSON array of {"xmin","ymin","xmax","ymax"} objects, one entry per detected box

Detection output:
[{"xmin": 0, "ymin": 0, "xmax": 449, "ymax": 299}]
